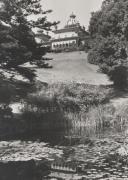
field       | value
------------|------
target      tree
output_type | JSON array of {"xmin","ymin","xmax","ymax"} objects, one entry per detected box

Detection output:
[
  {"xmin": 88, "ymin": 0, "xmax": 128, "ymax": 89},
  {"xmin": 0, "ymin": 0, "xmax": 58, "ymax": 81}
]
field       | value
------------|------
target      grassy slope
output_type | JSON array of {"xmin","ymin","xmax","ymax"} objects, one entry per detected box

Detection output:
[{"xmin": 36, "ymin": 51, "xmax": 111, "ymax": 85}]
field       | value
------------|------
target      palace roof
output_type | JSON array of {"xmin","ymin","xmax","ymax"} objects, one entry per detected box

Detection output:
[
  {"xmin": 53, "ymin": 13, "xmax": 81, "ymax": 34},
  {"xmin": 53, "ymin": 25, "xmax": 80, "ymax": 34}
]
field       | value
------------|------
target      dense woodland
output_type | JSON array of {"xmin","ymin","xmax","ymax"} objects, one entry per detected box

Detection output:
[{"xmin": 88, "ymin": 0, "xmax": 128, "ymax": 88}]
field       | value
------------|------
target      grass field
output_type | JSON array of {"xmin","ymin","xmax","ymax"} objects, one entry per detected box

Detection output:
[{"xmin": 36, "ymin": 51, "xmax": 111, "ymax": 85}]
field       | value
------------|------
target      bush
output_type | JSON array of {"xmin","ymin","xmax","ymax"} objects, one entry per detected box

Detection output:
[
  {"xmin": 88, "ymin": 48, "xmax": 100, "ymax": 65},
  {"xmin": 88, "ymin": 36, "xmax": 128, "ymax": 89},
  {"xmin": 108, "ymin": 65, "xmax": 128, "ymax": 89},
  {"xmin": 19, "ymin": 82, "xmax": 111, "ymax": 138},
  {"xmin": 22, "ymin": 82, "xmax": 111, "ymax": 116},
  {"xmin": 41, "ymin": 83, "xmax": 110, "ymax": 111}
]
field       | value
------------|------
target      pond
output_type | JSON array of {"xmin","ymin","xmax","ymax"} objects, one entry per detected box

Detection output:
[
  {"xmin": 1, "ymin": 124, "xmax": 128, "ymax": 180},
  {"xmin": 43, "ymin": 126, "xmax": 128, "ymax": 180}
]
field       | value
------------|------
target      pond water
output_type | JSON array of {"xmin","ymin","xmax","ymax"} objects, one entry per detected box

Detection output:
[
  {"xmin": 1, "ymin": 125, "xmax": 128, "ymax": 180},
  {"xmin": 43, "ymin": 127, "xmax": 128, "ymax": 180}
]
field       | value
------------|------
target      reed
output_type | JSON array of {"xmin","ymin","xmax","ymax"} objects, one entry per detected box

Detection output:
[
  {"xmin": 64, "ymin": 104, "xmax": 115, "ymax": 137},
  {"xmin": 21, "ymin": 82, "xmax": 112, "ymax": 137}
]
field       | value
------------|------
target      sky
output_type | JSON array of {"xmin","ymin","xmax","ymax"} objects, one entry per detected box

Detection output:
[{"xmin": 42, "ymin": 0, "xmax": 103, "ymax": 29}]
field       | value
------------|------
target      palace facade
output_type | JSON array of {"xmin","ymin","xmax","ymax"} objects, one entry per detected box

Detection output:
[
  {"xmin": 36, "ymin": 13, "xmax": 88, "ymax": 51},
  {"xmin": 51, "ymin": 13, "xmax": 87, "ymax": 51}
]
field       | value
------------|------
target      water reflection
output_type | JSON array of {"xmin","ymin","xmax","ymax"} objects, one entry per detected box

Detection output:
[
  {"xmin": 4, "ymin": 102, "xmax": 128, "ymax": 179},
  {"xmin": 44, "ymin": 123, "xmax": 128, "ymax": 180},
  {"xmin": 49, "ymin": 120, "xmax": 127, "ymax": 145},
  {"xmin": 1, "ymin": 116, "xmax": 128, "ymax": 180}
]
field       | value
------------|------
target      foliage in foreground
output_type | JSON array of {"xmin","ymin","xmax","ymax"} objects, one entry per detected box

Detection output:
[
  {"xmin": 21, "ymin": 83, "xmax": 111, "ymax": 133},
  {"xmin": 21, "ymin": 83, "xmax": 128, "ymax": 133},
  {"xmin": 22, "ymin": 83, "xmax": 110, "ymax": 112},
  {"xmin": 88, "ymin": 0, "xmax": 128, "ymax": 89},
  {"xmin": 0, "ymin": 0, "xmax": 57, "ymax": 81},
  {"xmin": 2, "ymin": 81, "xmax": 128, "ymax": 139}
]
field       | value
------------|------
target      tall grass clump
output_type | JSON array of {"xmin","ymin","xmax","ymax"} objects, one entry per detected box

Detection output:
[
  {"xmin": 84, "ymin": 101, "xmax": 128, "ymax": 134},
  {"xmin": 20, "ymin": 82, "xmax": 111, "ymax": 136},
  {"xmin": 86, "ymin": 104, "xmax": 115, "ymax": 130},
  {"xmin": 63, "ymin": 104, "xmax": 115, "ymax": 137},
  {"xmin": 113, "ymin": 102, "xmax": 128, "ymax": 132}
]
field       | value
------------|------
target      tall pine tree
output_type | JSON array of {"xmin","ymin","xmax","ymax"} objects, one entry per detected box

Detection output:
[{"xmin": 0, "ymin": 0, "xmax": 57, "ymax": 81}]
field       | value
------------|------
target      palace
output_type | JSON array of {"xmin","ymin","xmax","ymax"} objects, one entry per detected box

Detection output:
[
  {"xmin": 51, "ymin": 13, "xmax": 88, "ymax": 51},
  {"xmin": 36, "ymin": 13, "xmax": 88, "ymax": 51}
]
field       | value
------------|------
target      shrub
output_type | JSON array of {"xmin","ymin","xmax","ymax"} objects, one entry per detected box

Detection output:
[
  {"xmin": 88, "ymin": 48, "xmax": 100, "ymax": 65},
  {"xmin": 108, "ymin": 65, "xmax": 128, "ymax": 89},
  {"xmin": 21, "ymin": 82, "xmax": 111, "ymax": 123},
  {"xmin": 39, "ymin": 83, "xmax": 110, "ymax": 112},
  {"xmin": 20, "ymin": 82, "xmax": 111, "ymax": 138}
]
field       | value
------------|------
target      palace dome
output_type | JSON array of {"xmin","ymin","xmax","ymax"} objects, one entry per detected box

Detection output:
[{"xmin": 66, "ymin": 13, "xmax": 79, "ymax": 27}]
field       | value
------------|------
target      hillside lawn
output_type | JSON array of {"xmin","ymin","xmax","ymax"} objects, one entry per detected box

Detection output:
[{"xmin": 36, "ymin": 51, "xmax": 111, "ymax": 85}]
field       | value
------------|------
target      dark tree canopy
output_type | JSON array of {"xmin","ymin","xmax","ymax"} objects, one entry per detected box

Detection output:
[
  {"xmin": 88, "ymin": 0, "xmax": 128, "ymax": 88},
  {"xmin": 0, "ymin": 0, "xmax": 57, "ymax": 81}
]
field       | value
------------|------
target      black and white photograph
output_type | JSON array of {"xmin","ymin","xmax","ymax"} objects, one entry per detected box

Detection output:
[{"xmin": 0, "ymin": 0, "xmax": 128, "ymax": 179}]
